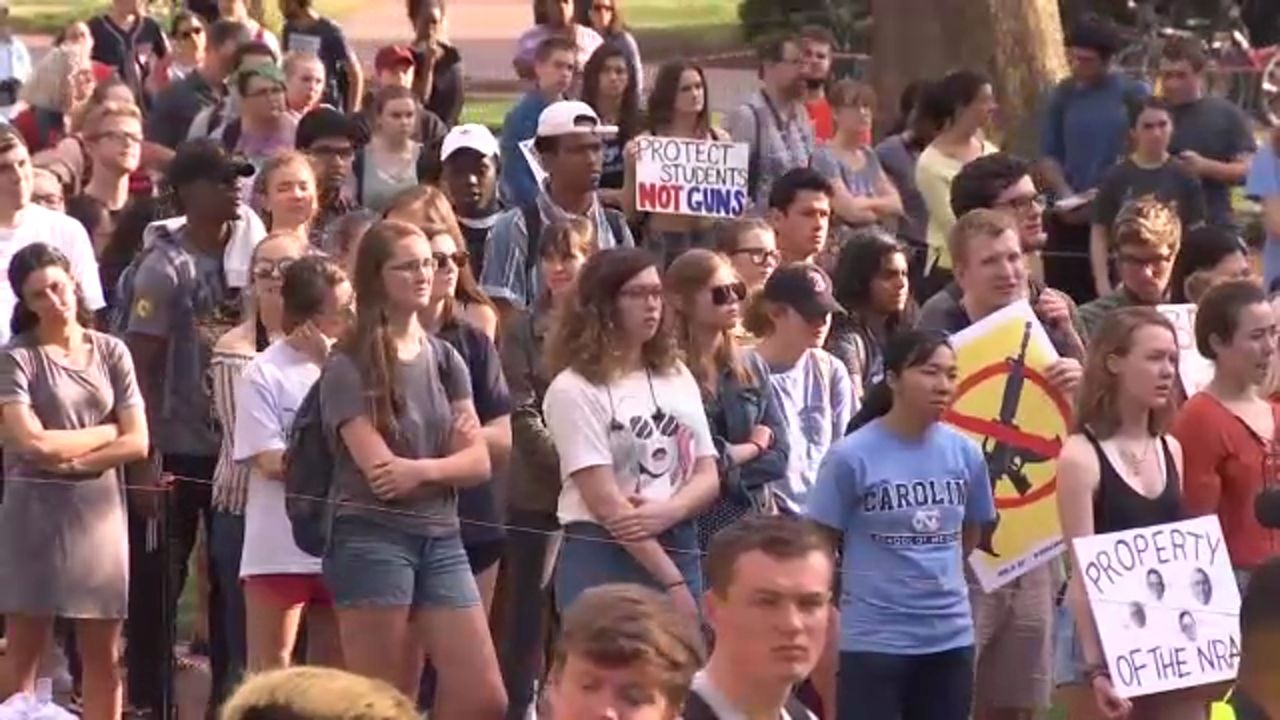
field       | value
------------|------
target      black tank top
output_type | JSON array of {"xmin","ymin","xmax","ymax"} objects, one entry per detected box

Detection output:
[{"xmin": 1084, "ymin": 432, "xmax": 1182, "ymax": 534}]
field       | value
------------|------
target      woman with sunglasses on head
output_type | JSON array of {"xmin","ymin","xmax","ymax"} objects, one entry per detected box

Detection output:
[
  {"xmin": 665, "ymin": 249, "xmax": 788, "ymax": 548},
  {"xmin": 256, "ymin": 151, "xmax": 319, "ymax": 243},
  {"xmin": 147, "ymin": 11, "xmax": 205, "ymax": 96},
  {"xmin": 1056, "ymin": 308, "xmax": 1198, "ymax": 720},
  {"xmin": 714, "ymin": 218, "xmax": 780, "ymax": 294},
  {"xmin": 386, "ymin": 186, "xmax": 498, "ymax": 340},
  {"xmin": 808, "ymin": 329, "xmax": 995, "ymax": 720},
  {"xmin": 622, "ymin": 60, "xmax": 727, "ymax": 267},
  {"xmin": 417, "ymin": 225, "xmax": 511, "ymax": 617},
  {"xmin": 208, "ymin": 231, "xmax": 311, "ymax": 688},
  {"xmin": 318, "ymin": 219, "xmax": 505, "ymax": 716},
  {"xmin": 826, "ymin": 228, "xmax": 916, "ymax": 404},
  {"xmin": 543, "ymin": 247, "xmax": 720, "ymax": 618},
  {"xmin": 582, "ymin": 44, "xmax": 640, "ymax": 211},
  {"xmin": 0, "ymin": 243, "xmax": 148, "ymax": 720},
  {"xmin": 743, "ymin": 263, "xmax": 854, "ymax": 512},
  {"xmin": 234, "ymin": 255, "xmax": 352, "ymax": 673},
  {"xmin": 497, "ymin": 217, "xmax": 597, "ymax": 718}
]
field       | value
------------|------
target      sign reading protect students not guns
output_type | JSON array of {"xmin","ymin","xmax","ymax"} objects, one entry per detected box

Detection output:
[
  {"xmin": 1072, "ymin": 515, "xmax": 1241, "ymax": 698},
  {"xmin": 634, "ymin": 136, "xmax": 750, "ymax": 219}
]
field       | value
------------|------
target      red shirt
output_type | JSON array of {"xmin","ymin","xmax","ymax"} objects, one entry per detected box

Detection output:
[
  {"xmin": 806, "ymin": 97, "xmax": 834, "ymax": 142},
  {"xmin": 1171, "ymin": 393, "xmax": 1280, "ymax": 568}
]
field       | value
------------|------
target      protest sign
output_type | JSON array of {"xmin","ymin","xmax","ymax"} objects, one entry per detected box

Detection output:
[
  {"xmin": 518, "ymin": 138, "xmax": 549, "ymax": 188},
  {"xmin": 1072, "ymin": 515, "xmax": 1241, "ymax": 698},
  {"xmin": 943, "ymin": 301, "xmax": 1068, "ymax": 591},
  {"xmin": 1156, "ymin": 304, "xmax": 1214, "ymax": 396},
  {"xmin": 634, "ymin": 136, "xmax": 750, "ymax": 219}
]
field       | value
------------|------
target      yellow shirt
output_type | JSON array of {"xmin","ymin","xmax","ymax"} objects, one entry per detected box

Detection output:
[{"xmin": 915, "ymin": 139, "xmax": 999, "ymax": 271}]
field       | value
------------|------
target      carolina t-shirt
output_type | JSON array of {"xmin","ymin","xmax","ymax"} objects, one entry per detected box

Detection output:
[
  {"xmin": 233, "ymin": 339, "xmax": 323, "ymax": 577},
  {"xmin": 0, "ymin": 203, "xmax": 106, "ymax": 345},
  {"xmin": 542, "ymin": 363, "xmax": 716, "ymax": 525},
  {"xmin": 806, "ymin": 417, "xmax": 996, "ymax": 655}
]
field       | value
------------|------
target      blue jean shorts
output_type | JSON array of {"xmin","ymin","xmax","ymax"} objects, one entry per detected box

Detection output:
[
  {"xmin": 1053, "ymin": 602, "xmax": 1086, "ymax": 686},
  {"xmin": 323, "ymin": 515, "xmax": 481, "ymax": 610},
  {"xmin": 554, "ymin": 520, "xmax": 703, "ymax": 613}
]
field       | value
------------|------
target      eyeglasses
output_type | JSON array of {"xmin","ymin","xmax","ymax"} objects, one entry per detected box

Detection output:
[
  {"xmin": 1117, "ymin": 252, "xmax": 1173, "ymax": 269},
  {"xmin": 996, "ymin": 192, "xmax": 1047, "ymax": 214},
  {"xmin": 91, "ymin": 130, "xmax": 143, "ymax": 145},
  {"xmin": 730, "ymin": 247, "xmax": 781, "ymax": 267},
  {"xmin": 619, "ymin": 284, "xmax": 664, "ymax": 302},
  {"xmin": 309, "ymin": 145, "xmax": 355, "ymax": 159},
  {"xmin": 432, "ymin": 251, "xmax": 470, "ymax": 269},
  {"xmin": 245, "ymin": 85, "xmax": 286, "ymax": 99},
  {"xmin": 709, "ymin": 281, "xmax": 747, "ymax": 306},
  {"xmin": 387, "ymin": 257, "xmax": 438, "ymax": 275},
  {"xmin": 251, "ymin": 257, "xmax": 297, "ymax": 280}
]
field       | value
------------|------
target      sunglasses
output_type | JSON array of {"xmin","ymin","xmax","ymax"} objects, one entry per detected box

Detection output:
[
  {"xmin": 251, "ymin": 257, "xmax": 297, "ymax": 280},
  {"xmin": 432, "ymin": 251, "xmax": 470, "ymax": 269},
  {"xmin": 710, "ymin": 281, "xmax": 747, "ymax": 306},
  {"xmin": 730, "ymin": 247, "xmax": 781, "ymax": 267}
]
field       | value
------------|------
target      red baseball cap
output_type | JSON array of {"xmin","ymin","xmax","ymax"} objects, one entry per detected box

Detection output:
[{"xmin": 374, "ymin": 45, "xmax": 415, "ymax": 72}]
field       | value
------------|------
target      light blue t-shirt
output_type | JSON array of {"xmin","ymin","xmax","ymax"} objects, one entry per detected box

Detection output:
[
  {"xmin": 761, "ymin": 348, "xmax": 854, "ymax": 513},
  {"xmin": 806, "ymin": 418, "xmax": 996, "ymax": 655},
  {"xmin": 1245, "ymin": 148, "xmax": 1280, "ymax": 289}
]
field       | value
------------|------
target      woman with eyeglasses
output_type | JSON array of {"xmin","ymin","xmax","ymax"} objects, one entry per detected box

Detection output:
[
  {"xmin": 543, "ymin": 247, "xmax": 719, "ymax": 618},
  {"xmin": 808, "ymin": 329, "xmax": 995, "ymax": 720},
  {"xmin": 256, "ymin": 151, "xmax": 319, "ymax": 242},
  {"xmin": 0, "ymin": 243, "xmax": 148, "ymax": 720},
  {"xmin": 665, "ymin": 249, "xmax": 788, "ymax": 548},
  {"xmin": 826, "ymin": 228, "xmax": 916, "ymax": 404},
  {"xmin": 584, "ymin": 0, "xmax": 642, "ymax": 107},
  {"xmin": 497, "ymin": 217, "xmax": 597, "ymax": 719},
  {"xmin": 582, "ymin": 44, "xmax": 640, "ymax": 210},
  {"xmin": 812, "ymin": 80, "xmax": 904, "ymax": 247},
  {"xmin": 147, "ymin": 11, "xmax": 204, "ymax": 96},
  {"xmin": 715, "ymin": 219, "xmax": 780, "ymax": 294},
  {"xmin": 234, "ymin": 255, "xmax": 352, "ymax": 672},
  {"xmin": 356, "ymin": 85, "xmax": 429, "ymax": 215},
  {"xmin": 743, "ymin": 263, "xmax": 854, "ymax": 512},
  {"xmin": 208, "ymin": 231, "xmax": 310, "ymax": 689},
  {"xmin": 622, "ymin": 60, "xmax": 727, "ymax": 267},
  {"xmin": 318, "ymin": 219, "xmax": 505, "ymax": 714}
]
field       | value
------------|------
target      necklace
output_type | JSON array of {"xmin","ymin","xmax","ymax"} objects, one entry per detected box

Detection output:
[{"xmin": 1117, "ymin": 437, "xmax": 1155, "ymax": 477}]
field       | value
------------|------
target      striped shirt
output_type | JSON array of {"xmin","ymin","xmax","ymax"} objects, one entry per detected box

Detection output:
[{"xmin": 209, "ymin": 348, "xmax": 256, "ymax": 515}]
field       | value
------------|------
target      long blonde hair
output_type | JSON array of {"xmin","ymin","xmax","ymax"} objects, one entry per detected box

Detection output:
[
  {"xmin": 21, "ymin": 46, "xmax": 88, "ymax": 111},
  {"xmin": 664, "ymin": 249, "xmax": 753, "ymax": 396},
  {"xmin": 220, "ymin": 667, "xmax": 418, "ymax": 720}
]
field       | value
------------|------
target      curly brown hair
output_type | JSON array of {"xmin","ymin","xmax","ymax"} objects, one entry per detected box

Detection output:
[
  {"xmin": 545, "ymin": 247, "xmax": 680, "ymax": 384},
  {"xmin": 1112, "ymin": 195, "xmax": 1181, "ymax": 256}
]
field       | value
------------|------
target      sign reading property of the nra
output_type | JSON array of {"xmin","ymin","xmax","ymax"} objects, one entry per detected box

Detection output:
[
  {"xmin": 1072, "ymin": 515, "xmax": 1241, "ymax": 698},
  {"xmin": 635, "ymin": 136, "xmax": 750, "ymax": 219}
]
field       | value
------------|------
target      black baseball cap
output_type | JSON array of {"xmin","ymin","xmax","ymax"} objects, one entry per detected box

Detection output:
[
  {"xmin": 296, "ymin": 106, "xmax": 361, "ymax": 150},
  {"xmin": 761, "ymin": 263, "xmax": 845, "ymax": 320},
  {"xmin": 166, "ymin": 139, "xmax": 255, "ymax": 188}
]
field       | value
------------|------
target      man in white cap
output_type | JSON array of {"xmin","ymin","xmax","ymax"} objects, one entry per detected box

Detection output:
[
  {"xmin": 481, "ymin": 99, "xmax": 634, "ymax": 319},
  {"xmin": 441, "ymin": 123, "xmax": 502, "ymax": 277}
]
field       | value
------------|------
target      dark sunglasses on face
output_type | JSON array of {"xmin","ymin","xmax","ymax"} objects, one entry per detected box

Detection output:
[
  {"xmin": 710, "ymin": 281, "xmax": 747, "ymax": 306},
  {"xmin": 252, "ymin": 257, "xmax": 297, "ymax": 280},
  {"xmin": 730, "ymin": 247, "xmax": 781, "ymax": 267},
  {"xmin": 432, "ymin": 251, "xmax": 470, "ymax": 269}
]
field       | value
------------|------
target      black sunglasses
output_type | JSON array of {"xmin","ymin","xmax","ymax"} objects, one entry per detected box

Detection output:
[
  {"xmin": 432, "ymin": 251, "xmax": 470, "ymax": 269},
  {"xmin": 710, "ymin": 281, "xmax": 747, "ymax": 306}
]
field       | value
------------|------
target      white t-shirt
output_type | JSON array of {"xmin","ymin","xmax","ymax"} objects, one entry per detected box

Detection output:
[
  {"xmin": 688, "ymin": 671, "xmax": 817, "ymax": 720},
  {"xmin": 542, "ymin": 362, "xmax": 716, "ymax": 525},
  {"xmin": 0, "ymin": 203, "xmax": 105, "ymax": 344},
  {"xmin": 233, "ymin": 339, "xmax": 323, "ymax": 577}
]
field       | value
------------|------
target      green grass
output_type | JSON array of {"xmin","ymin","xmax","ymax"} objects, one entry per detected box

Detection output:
[
  {"xmin": 8, "ymin": 0, "xmax": 360, "ymax": 35},
  {"xmin": 623, "ymin": 0, "xmax": 742, "ymax": 57},
  {"xmin": 462, "ymin": 93, "xmax": 517, "ymax": 132}
]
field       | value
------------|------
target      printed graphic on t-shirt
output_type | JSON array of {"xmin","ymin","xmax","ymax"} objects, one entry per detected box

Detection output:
[
  {"xmin": 862, "ymin": 477, "xmax": 968, "ymax": 547},
  {"xmin": 610, "ymin": 409, "xmax": 696, "ymax": 496},
  {"xmin": 288, "ymin": 33, "xmax": 322, "ymax": 56}
]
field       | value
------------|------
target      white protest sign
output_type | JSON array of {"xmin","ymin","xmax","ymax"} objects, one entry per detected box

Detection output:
[
  {"xmin": 634, "ymin": 136, "xmax": 750, "ymax": 219},
  {"xmin": 1156, "ymin": 304, "xmax": 1214, "ymax": 396},
  {"xmin": 518, "ymin": 138, "xmax": 549, "ymax": 188},
  {"xmin": 1072, "ymin": 515, "xmax": 1240, "ymax": 698}
]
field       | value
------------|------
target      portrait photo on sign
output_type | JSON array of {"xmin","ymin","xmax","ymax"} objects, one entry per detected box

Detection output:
[{"xmin": 1071, "ymin": 515, "xmax": 1242, "ymax": 698}]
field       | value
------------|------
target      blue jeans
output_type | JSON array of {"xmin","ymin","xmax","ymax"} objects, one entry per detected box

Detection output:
[
  {"xmin": 554, "ymin": 521, "xmax": 702, "ymax": 613},
  {"xmin": 838, "ymin": 646, "xmax": 975, "ymax": 720},
  {"xmin": 208, "ymin": 511, "xmax": 247, "ymax": 702},
  {"xmin": 323, "ymin": 515, "xmax": 481, "ymax": 609}
]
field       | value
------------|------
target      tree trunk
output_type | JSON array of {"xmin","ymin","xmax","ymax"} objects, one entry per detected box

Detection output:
[{"xmin": 869, "ymin": 0, "xmax": 1068, "ymax": 156}]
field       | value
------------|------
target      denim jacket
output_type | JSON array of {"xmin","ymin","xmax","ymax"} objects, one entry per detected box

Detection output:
[{"xmin": 707, "ymin": 351, "xmax": 789, "ymax": 501}]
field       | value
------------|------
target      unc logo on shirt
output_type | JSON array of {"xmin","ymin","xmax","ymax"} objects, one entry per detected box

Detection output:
[
  {"xmin": 911, "ymin": 508, "xmax": 942, "ymax": 534},
  {"xmin": 864, "ymin": 477, "xmax": 968, "ymax": 548}
]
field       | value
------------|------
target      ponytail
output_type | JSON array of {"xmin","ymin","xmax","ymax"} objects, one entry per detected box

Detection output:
[{"xmin": 847, "ymin": 380, "xmax": 893, "ymax": 433}]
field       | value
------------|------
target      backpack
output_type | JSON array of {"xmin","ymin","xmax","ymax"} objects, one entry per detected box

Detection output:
[
  {"xmin": 682, "ymin": 689, "xmax": 814, "ymax": 720},
  {"xmin": 108, "ymin": 230, "xmax": 192, "ymax": 336},
  {"xmin": 284, "ymin": 339, "xmax": 458, "ymax": 557},
  {"xmin": 520, "ymin": 202, "xmax": 628, "ymax": 298}
]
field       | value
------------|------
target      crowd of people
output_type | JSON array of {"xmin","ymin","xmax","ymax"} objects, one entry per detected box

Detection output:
[{"xmin": 0, "ymin": 0, "xmax": 1277, "ymax": 719}]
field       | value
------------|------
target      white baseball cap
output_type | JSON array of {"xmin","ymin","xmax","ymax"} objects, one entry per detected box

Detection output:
[
  {"xmin": 536, "ymin": 100, "xmax": 618, "ymax": 139},
  {"xmin": 440, "ymin": 123, "xmax": 500, "ymax": 162}
]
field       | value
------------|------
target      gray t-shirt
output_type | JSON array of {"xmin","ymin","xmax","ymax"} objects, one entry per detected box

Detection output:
[
  {"xmin": 1168, "ymin": 95, "xmax": 1256, "ymax": 226},
  {"xmin": 811, "ymin": 145, "xmax": 884, "ymax": 199},
  {"xmin": 319, "ymin": 336, "xmax": 473, "ymax": 537},
  {"xmin": 126, "ymin": 228, "xmax": 239, "ymax": 457},
  {"xmin": 874, "ymin": 133, "xmax": 928, "ymax": 248},
  {"xmin": 725, "ymin": 90, "xmax": 816, "ymax": 211}
]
